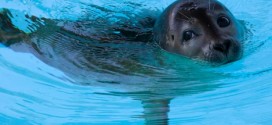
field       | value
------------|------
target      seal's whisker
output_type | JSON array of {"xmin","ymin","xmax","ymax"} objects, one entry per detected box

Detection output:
[
  {"xmin": 176, "ymin": 17, "xmax": 190, "ymax": 22},
  {"xmin": 213, "ymin": 3, "xmax": 215, "ymax": 11},
  {"xmin": 178, "ymin": 11, "xmax": 191, "ymax": 20},
  {"xmin": 209, "ymin": 0, "xmax": 211, "ymax": 11}
]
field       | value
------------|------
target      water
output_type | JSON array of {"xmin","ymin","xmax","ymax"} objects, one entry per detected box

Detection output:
[{"xmin": 0, "ymin": 0, "xmax": 272, "ymax": 124}]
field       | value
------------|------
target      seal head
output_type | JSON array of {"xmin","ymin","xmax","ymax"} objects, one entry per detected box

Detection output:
[{"xmin": 154, "ymin": 0, "xmax": 244, "ymax": 64}]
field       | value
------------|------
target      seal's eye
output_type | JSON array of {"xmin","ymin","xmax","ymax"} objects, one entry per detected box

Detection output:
[
  {"xmin": 217, "ymin": 16, "xmax": 230, "ymax": 27},
  {"xmin": 183, "ymin": 31, "xmax": 196, "ymax": 41}
]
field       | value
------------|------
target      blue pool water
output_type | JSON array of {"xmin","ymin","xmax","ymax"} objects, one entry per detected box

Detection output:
[{"xmin": 0, "ymin": 0, "xmax": 272, "ymax": 124}]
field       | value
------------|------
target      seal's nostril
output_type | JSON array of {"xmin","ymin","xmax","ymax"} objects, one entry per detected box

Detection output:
[
  {"xmin": 213, "ymin": 44, "xmax": 225, "ymax": 53},
  {"xmin": 212, "ymin": 39, "xmax": 232, "ymax": 53},
  {"xmin": 223, "ymin": 39, "xmax": 231, "ymax": 51}
]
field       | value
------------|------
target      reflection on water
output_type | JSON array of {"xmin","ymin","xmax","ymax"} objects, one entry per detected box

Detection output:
[{"xmin": 1, "ymin": 0, "xmax": 272, "ymax": 124}]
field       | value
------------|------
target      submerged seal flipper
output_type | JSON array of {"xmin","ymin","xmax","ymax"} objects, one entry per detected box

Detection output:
[{"xmin": 142, "ymin": 99, "xmax": 171, "ymax": 125}]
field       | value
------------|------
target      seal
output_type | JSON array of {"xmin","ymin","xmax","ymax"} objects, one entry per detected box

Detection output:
[
  {"xmin": 154, "ymin": 0, "xmax": 244, "ymax": 64},
  {"xmin": 0, "ymin": 0, "xmax": 244, "ymax": 64}
]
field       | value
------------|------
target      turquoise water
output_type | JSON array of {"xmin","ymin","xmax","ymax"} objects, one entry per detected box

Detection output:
[{"xmin": 0, "ymin": 0, "xmax": 272, "ymax": 124}]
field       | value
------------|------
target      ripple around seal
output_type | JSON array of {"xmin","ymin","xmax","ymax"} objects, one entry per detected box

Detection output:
[{"xmin": 1, "ymin": 0, "xmax": 272, "ymax": 125}]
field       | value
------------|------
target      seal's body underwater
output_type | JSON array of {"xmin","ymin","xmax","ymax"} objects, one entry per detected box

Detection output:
[{"xmin": 0, "ymin": 0, "xmax": 244, "ymax": 64}]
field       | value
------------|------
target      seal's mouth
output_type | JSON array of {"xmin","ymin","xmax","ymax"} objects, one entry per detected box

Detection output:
[
  {"xmin": 201, "ymin": 38, "xmax": 243, "ymax": 64},
  {"xmin": 204, "ymin": 44, "xmax": 242, "ymax": 64},
  {"xmin": 204, "ymin": 51, "xmax": 228, "ymax": 64}
]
